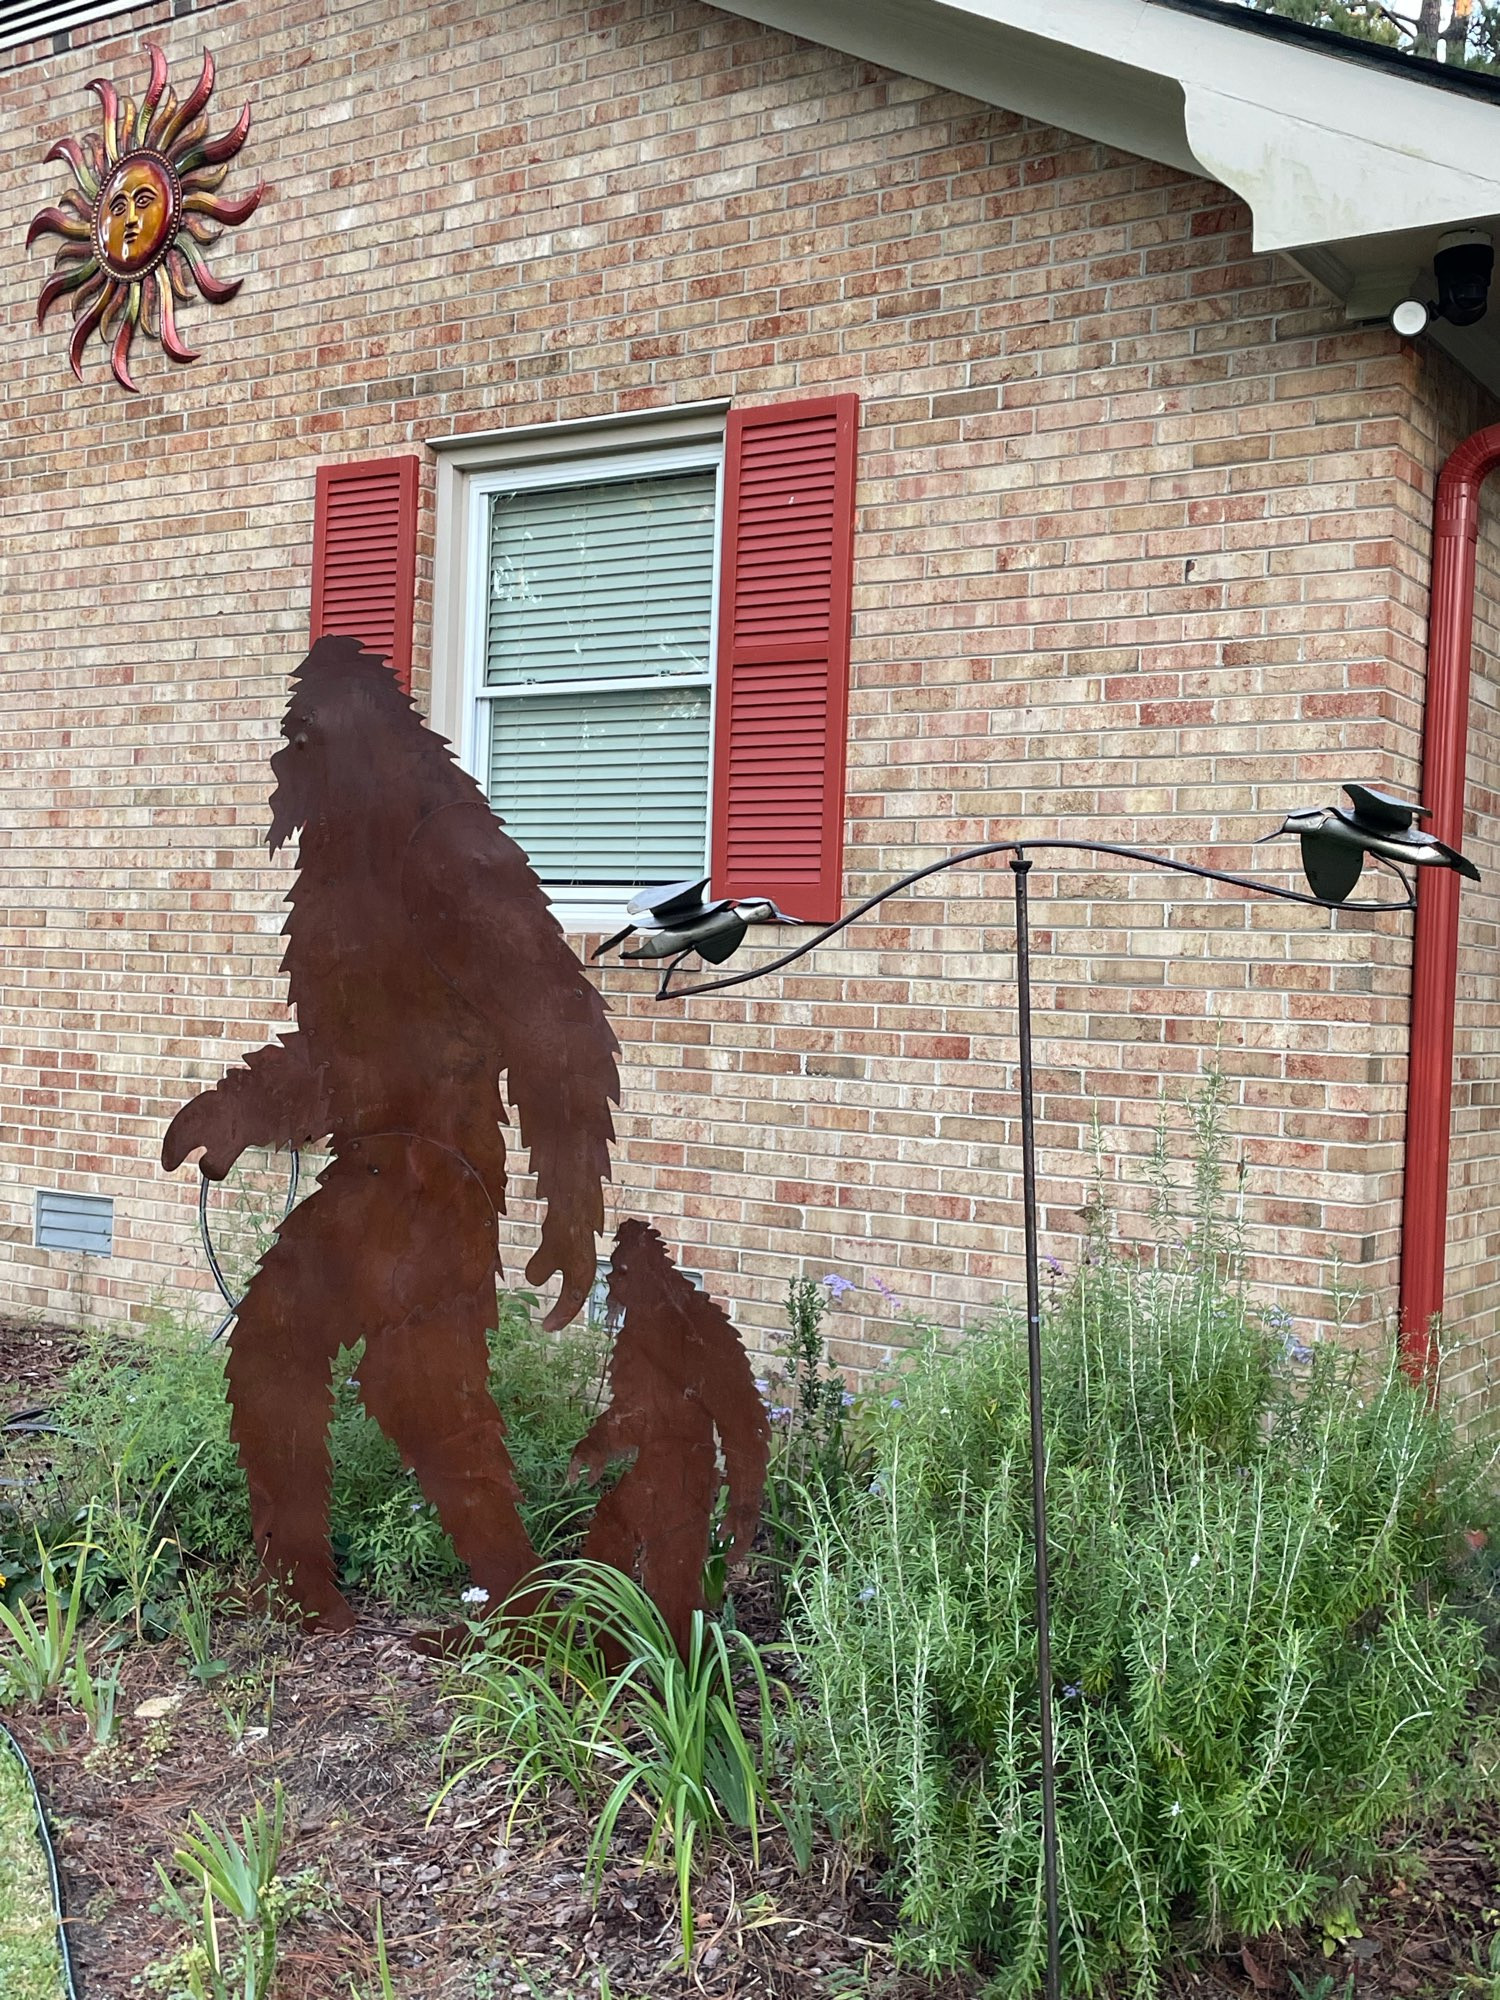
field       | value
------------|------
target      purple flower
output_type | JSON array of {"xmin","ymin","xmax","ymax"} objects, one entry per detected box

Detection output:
[
  {"xmin": 822, "ymin": 1273, "xmax": 856, "ymax": 1300},
  {"xmin": 771, "ymin": 1405, "xmax": 793, "ymax": 1424},
  {"xmin": 870, "ymin": 1275, "xmax": 901, "ymax": 1305},
  {"xmin": 888, "ymin": 1397, "xmax": 902, "ymax": 1411},
  {"xmin": 857, "ymin": 1586, "xmax": 876, "ymax": 1603},
  {"xmin": 1043, "ymin": 1256, "xmax": 1064, "ymax": 1279},
  {"xmin": 1062, "ymin": 1683, "xmax": 1082, "ymax": 1699},
  {"xmin": 841, "ymin": 1390, "xmax": 856, "ymax": 1408}
]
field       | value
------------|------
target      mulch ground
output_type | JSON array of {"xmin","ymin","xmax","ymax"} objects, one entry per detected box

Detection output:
[{"xmin": 4, "ymin": 1313, "xmax": 1500, "ymax": 1999}]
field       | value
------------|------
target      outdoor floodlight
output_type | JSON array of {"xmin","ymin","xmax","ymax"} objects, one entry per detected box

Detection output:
[
  {"xmin": 593, "ymin": 875, "xmax": 792, "ymax": 970},
  {"xmin": 1262, "ymin": 783, "xmax": 1479, "ymax": 905}
]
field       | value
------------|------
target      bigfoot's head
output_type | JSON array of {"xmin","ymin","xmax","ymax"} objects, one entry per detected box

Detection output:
[{"xmin": 269, "ymin": 636, "xmax": 459, "ymax": 853}]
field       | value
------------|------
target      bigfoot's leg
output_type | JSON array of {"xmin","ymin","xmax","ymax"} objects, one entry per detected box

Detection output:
[
  {"xmin": 583, "ymin": 1439, "xmax": 718, "ymax": 1659},
  {"xmin": 354, "ymin": 1137, "xmax": 538, "ymax": 1610},
  {"xmin": 226, "ymin": 1222, "xmax": 351, "ymax": 1632}
]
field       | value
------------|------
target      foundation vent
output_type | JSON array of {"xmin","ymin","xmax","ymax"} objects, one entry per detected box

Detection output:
[{"xmin": 34, "ymin": 1189, "xmax": 114, "ymax": 1256}]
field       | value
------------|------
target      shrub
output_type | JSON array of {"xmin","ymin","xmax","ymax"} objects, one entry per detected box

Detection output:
[
  {"xmin": 24, "ymin": 1291, "xmax": 604, "ymax": 1617},
  {"xmin": 790, "ymin": 1250, "xmax": 1495, "ymax": 1996}
]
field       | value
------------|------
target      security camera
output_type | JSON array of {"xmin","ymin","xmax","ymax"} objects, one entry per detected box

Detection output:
[
  {"xmin": 1391, "ymin": 230, "xmax": 1493, "ymax": 337},
  {"xmin": 1434, "ymin": 230, "xmax": 1494, "ymax": 326}
]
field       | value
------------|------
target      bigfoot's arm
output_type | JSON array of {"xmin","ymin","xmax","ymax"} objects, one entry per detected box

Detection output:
[
  {"xmin": 405, "ymin": 803, "xmax": 621, "ymax": 1332},
  {"xmin": 704, "ymin": 1331, "xmax": 772, "ymax": 1563},
  {"xmin": 162, "ymin": 1034, "xmax": 331, "ymax": 1180},
  {"xmin": 567, "ymin": 1407, "xmax": 636, "ymax": 1487}
]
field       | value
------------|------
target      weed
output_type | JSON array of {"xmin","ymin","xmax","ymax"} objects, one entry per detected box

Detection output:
[{"xmin": 1288, "ymin": 1976, "xmax": 1355, "ymax": 2000}]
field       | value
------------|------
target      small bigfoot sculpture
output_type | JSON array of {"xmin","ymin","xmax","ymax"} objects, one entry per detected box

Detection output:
[
  {"xmin": 163, "ymin": 637, "xmax": 620, "ymax": 1631},
  {"xmin": 571, "ymin": 1219, "xmax": 770, "ymax": 1657}
]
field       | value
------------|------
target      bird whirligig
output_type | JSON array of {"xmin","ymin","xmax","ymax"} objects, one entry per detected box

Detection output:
[{"xmin": 1263, "ymin": 783, "xmax": 1480, "ymax": 903}]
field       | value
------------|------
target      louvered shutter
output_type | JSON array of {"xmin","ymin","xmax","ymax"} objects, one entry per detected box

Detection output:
[
  {"xmin": 310, "ymin": 457, "xmax": 419, "ymax": 691},
  {"xmin": 712, "ymin": 396, "xmax": 858, "ymax": 922}
]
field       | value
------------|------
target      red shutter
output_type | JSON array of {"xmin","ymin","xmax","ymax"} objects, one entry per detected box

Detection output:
[
  {"xmin": 712, "ymin": 395, "xmax": 858, "ymax": 922},
  {"xmin": 310, "ymin": 457, "xmax": 420, "ymax": 691}
]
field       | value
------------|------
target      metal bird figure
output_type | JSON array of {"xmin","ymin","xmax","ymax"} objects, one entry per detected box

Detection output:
[
  {"xmin": 1262, "ymin": 784, "xmax": 1480, "ymax": 903},
  {"xmin": 594, "ymin": 876, "xmax": 793, "ymax": 967}
]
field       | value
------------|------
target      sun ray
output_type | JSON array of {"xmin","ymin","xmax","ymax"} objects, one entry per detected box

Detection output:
[
  {"xmin": 163, "ymin": 248, "xmax": 194, "ymax": 301},
  {"xmin": 26, "ymin": 206, "xmax": 91, "ymax": 247},
  {"xmin": 31, "ymin": 42, "xmax": 260, "ymax": 392},
  {"xmin": 176, "ymin": 103, "xmax": 252, "ymax": 172},
  {"xmin": 155, "ymin": 51, "xmax": 215, "ymax": 154},
  {"xmin": 44, "ymin": 137, "xmax": 100, "ymax": 198},
  {"xmin": 179, "ymin": 161, "xmax": 230, "ymax": 196},
  {"xmin": 87, "ymin": 79, "xmax": 121, "ymax": 163},
  {"xmin": 72, "ymin": 270, "xmax": 108, "ymax": 321},
  {"xmin": 156, "ymin": 277, "xmax": 199, "ymax": 364},
  {"xmin": 177, "ymin": 235, "xmax": 242, "ymax": 303},
  {"xmin": 110, "ymin": 306, "xmax": 140, "ymax": 393},
  {"xmin": 183, "ymin": 187, "xmax": 263, "ymax": 226},
  {"xmin": 143, "ymin": 86, "xmax": 178, "ymax": 152},
  {"xmin": 140, "ymin": 43, "xmax": 168, "ymax": 125},
  {"xmin": 37, "ymin": 259, "xmax": 99, "ymax": 327},
  {"xmin": 69, "ymin": 292, "xmax": 108, "ymax": 379}
]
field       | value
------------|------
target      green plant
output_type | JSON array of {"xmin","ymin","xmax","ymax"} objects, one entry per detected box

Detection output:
[
  {"xmin": 439, "ymin": 1559, "xmax": 778, "ymax": 1964},
  {"xmin": 0, "ymin": 1730, "xmax": 67, "ymax": 2000},
  {"xmin": 70, "ymin": 1642, "xmax": 122, "ymax": 1748},
  {"xmin": 759, "ymin": 1276, "xmax": 862, "ymax": 1589},
  {"xmin": 789, "ymin": 1136, "xmax": 1495, "ymax": 1993},
  {"xmin": 1288, "ymin": 1975, "xmax": 1355, "ymax": 2000},
  {"xmin": 93, "ymin": 1445, "xmax": 201, "ymax": 1641},
  {"xmin": 176, "ymin": 1571, "xmax": 229, "ymax": 1685},
  {"xmin": 43, "ymin": 1292, "xmax": 606, "ymax": 1619},
  {"xmin": 348, "ymin": 1901, "xmax": 397, "ymax": 2000},
  {"xmin": 0, "ymin": 1524, "xmax": 92, "ymax": 1704},
  {"xmin": 148, "ymin": 1781, "xmax": 324, "ymax": 2000}
]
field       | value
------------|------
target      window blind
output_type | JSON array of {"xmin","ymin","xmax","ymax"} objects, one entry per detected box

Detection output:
[{"xmin": 480, "ymin": 469, "xmax": 716, "ymax": 885}]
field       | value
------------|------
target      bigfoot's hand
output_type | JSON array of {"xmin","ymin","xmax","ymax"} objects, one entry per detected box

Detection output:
[
  {"xmin": 162, "ymin": 1037, "xmax": 331, "ymax": 1180},
  {"xmin": 162, "ymin": 1085, "xmax": 251, "ymax": 1181},
  {"xmin": 527, "ymin": 1218, "xmax": 600, "ymax": 1334}
]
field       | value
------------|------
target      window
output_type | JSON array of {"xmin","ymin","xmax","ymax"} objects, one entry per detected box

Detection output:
[
  {"xmin": 470, "ymin": 451, "xmax": 721, "ymax": 894},
  {"xmin": 420, "ymin": 395, "xmax": 858, "ymax": 928}
]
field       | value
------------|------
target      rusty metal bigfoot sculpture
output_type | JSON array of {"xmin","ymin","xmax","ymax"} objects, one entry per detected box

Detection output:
[
  {"xmin": 163, "ymin": 636, "xmax": 620, "ymax": 1632},
  {"xmin": 572, "ymin": 1221, "xmax": 770, "ymax": 1658}
]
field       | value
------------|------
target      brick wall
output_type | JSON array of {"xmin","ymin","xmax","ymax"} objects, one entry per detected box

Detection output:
[{"xmin": 0, "ymin": 0, "xmax": 1471, "ymax": 1376}]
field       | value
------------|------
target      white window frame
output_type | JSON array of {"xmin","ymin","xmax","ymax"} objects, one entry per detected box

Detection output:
[{"xmin": 430, "ymin": 403, "xmax": 729, "ymax": 931}]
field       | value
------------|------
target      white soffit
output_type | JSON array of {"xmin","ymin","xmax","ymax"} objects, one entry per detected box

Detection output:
[{"xmin": 705, "ymin": 0, "xmax": 1500, "ymax": 258}]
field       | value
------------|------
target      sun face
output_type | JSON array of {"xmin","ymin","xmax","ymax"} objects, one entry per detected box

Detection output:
[{"xmin": 28, "ymin": 43, "xmax": 264, "ymax": 395}]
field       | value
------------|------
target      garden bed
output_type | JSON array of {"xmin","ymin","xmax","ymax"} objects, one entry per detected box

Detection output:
[{"xmin": 5, "ymin": 1291, "xmax": 1500, "ymax": 2000}]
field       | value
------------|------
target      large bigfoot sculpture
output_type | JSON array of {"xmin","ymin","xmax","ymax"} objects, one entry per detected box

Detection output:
[{"xmin": 163, "ymin": 636, "xmax": 620, "ymax": 1632}]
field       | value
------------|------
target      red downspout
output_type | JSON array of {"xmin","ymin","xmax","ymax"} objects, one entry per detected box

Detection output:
[{"xmin": 1398, "ymin": 421, "xmax": 1500, "ymax": 1379}]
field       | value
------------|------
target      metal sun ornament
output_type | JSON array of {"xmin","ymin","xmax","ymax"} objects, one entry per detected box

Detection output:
[{"xmin": 28, "ymin": 44, "xmax": 263, "ymax": 394}]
